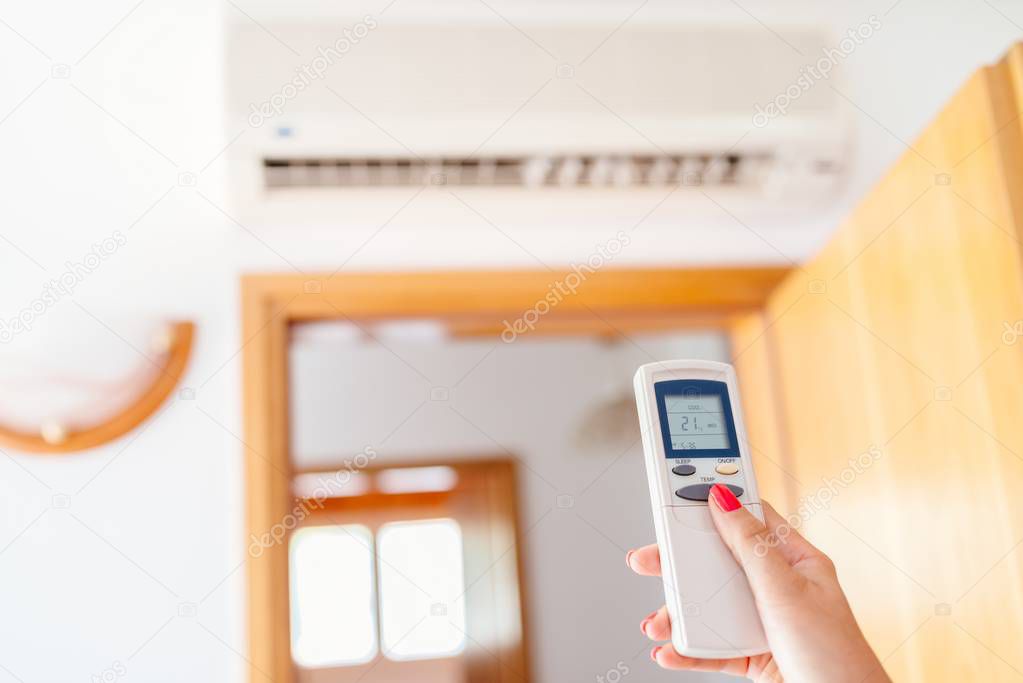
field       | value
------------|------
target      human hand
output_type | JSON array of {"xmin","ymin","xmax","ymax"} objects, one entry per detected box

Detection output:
[{"xmin": 626, "ymin": 484, "xmax": 890, "ymax": 682}]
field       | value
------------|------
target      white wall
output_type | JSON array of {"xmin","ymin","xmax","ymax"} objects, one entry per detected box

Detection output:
[
  {"xmin": 289, "ymin": 328, "xmax": 730, "ymax": 683},
  {"xmin": 0, "ymin": 3, "xmax": 247, "ymax": 682},
  {"xmin": 0, "ymin": 0, "xmax": 1019, "ymax": 681}
]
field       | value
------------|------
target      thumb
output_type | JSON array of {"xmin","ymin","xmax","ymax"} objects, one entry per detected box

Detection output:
[{"xmin": 707, "ymin": 484, "xmax": 799, "ymax": 599}]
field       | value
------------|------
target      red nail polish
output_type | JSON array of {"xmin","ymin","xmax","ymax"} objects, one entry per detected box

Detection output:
[
  {"xmin": 626, "ymin": 550, "xmax": 634, "ymax": 567},
  {"xmin": 710, "ymin": 484, "xmax": 741, "ymax": 512},
  {"xmin": 650, "ymin": 646, "xmax": 661, "ymax": 661}
]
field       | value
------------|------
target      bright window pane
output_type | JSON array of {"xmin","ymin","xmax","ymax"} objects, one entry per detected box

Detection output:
[
  {"xmin": 376, "ymin": 466, "xmax": 458, "ymax": 494},
  {"xmin": 290, "ymin": 525, "xmax": 377, "ymax": 667},
  {"xmin": 378, "ymin": 519, "xmax": 467, "ymax": 660}
]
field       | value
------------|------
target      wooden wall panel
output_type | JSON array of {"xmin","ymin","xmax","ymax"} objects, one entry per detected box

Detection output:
[
  {"xmin": 733, "ymin": 45, "xmax": 1023, "ymax": 681},
  {"xmin": 730, "ymin": 312, "xmax": 797, "ymax": 510}
]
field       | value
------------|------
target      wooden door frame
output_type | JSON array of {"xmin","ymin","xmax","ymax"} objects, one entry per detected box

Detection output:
[{"xmin": 240, "ymin": 266, "xmax": 790, "ymax": 683}]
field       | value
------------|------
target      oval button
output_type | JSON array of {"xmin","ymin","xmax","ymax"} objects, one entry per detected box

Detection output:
[
  {"xmin": 672, "ymin": 464, "xmax": 696, "ymax": 476},
  {"xmin": 715, "ymin": 463, "xmax": 739, "ymax": 475},
  {"xmin": 675, "ymin": 484, "xmax": 744, "ymax": 501}
]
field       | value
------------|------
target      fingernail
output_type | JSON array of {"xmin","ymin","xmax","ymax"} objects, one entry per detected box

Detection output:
[
  {"xmin": 625, "ymin": 550, "xmax": 634, "ymax": 567},
  {"xmin": 650, "ymin": 646, "xmax": 661, "ymax": 661},
  {"xmin": 710, "ymin": 484, "xmax": 741, "ymax": 512},
  {"xmin": 640, "ymin": 611, "xmax": 656, "ymax": 635}
]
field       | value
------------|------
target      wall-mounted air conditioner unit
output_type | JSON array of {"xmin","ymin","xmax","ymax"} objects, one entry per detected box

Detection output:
[{"xmin": 225, "ymin": 14, "xmax": 851, "ymax": 226}]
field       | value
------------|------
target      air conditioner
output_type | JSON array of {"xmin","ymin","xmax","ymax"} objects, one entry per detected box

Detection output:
[{"xmin": 225, "ymin": 13, "xmax": 851, "ymax": 227}]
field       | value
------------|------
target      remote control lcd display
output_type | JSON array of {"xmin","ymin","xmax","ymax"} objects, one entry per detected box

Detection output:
[{"xmin": 663, "ymin": 394, "xmax": 731, "ymax": 450}]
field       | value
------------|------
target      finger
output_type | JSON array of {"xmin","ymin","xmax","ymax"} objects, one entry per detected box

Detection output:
[
  {"xmin": 641, "ymin": 605, "xmax": 670, "ymax": 641},
  {"xmin": 626, "ymin": 544, "xmax": 661, "ymax": 576},
  {"xmin": 707, "ymin": 485, "xmax": 800, "ymax": 597},
  {"xmin": 651, "ymin": 645, "xmax": 751, "ymax": 676}
]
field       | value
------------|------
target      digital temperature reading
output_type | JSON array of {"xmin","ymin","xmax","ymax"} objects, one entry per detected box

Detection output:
[{"xmin": 664, "ymin": 394, "xmax": 731, "ymax": 450}]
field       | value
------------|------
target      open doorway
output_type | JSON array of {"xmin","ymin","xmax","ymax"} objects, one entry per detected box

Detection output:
[{"xmin": 241, "ymin": 267, "xmax": 785, "ymax": 683}]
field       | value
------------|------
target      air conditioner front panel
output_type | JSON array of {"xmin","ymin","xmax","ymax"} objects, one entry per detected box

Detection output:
[{"xmin": 226, "ymin": 18, "xmax": 851, "ymax": 220}]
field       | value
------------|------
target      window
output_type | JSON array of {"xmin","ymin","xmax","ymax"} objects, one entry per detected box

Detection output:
[
  {"xmin": 289, "ymin": 525, "xmax": 377, "ymax": 667},
  {"xmin": 281, "ymin": 460, "xmax": 526, "ymax": 682},
  {"xmin": 289, "ymin": 518, "xmax": 466, "ymax": 667},
  {"xmin": 378, "ymin": 519, "xmax": 466, "ymax": 659}
]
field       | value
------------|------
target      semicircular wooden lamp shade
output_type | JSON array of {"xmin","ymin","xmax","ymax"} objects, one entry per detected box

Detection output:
[{"xmin": 0, "ymin": 322, "xmax": 195, "ymax": 454}]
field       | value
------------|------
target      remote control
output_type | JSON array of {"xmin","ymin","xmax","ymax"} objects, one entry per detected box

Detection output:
[{"xmin": 634, "ymin": 359, "xmax": 768, "ymax": 658}]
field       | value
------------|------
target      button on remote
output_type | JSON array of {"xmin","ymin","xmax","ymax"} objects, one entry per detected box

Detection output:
[
  {"xmin": 715, "ymin": 463, "xmax": 739, "ymax": 475},
  {"xmin": 672, "ymin": 464, "xmax": 696, "ymax": 476},
  {"xmin": 675, "ymin": 484, "xmax": 744, "ymax": 501}
]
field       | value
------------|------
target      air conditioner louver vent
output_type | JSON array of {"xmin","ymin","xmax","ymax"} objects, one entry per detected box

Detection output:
[{"xmin": 262, "ymin": 154, "xmax": 775, "ymax": 189}]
